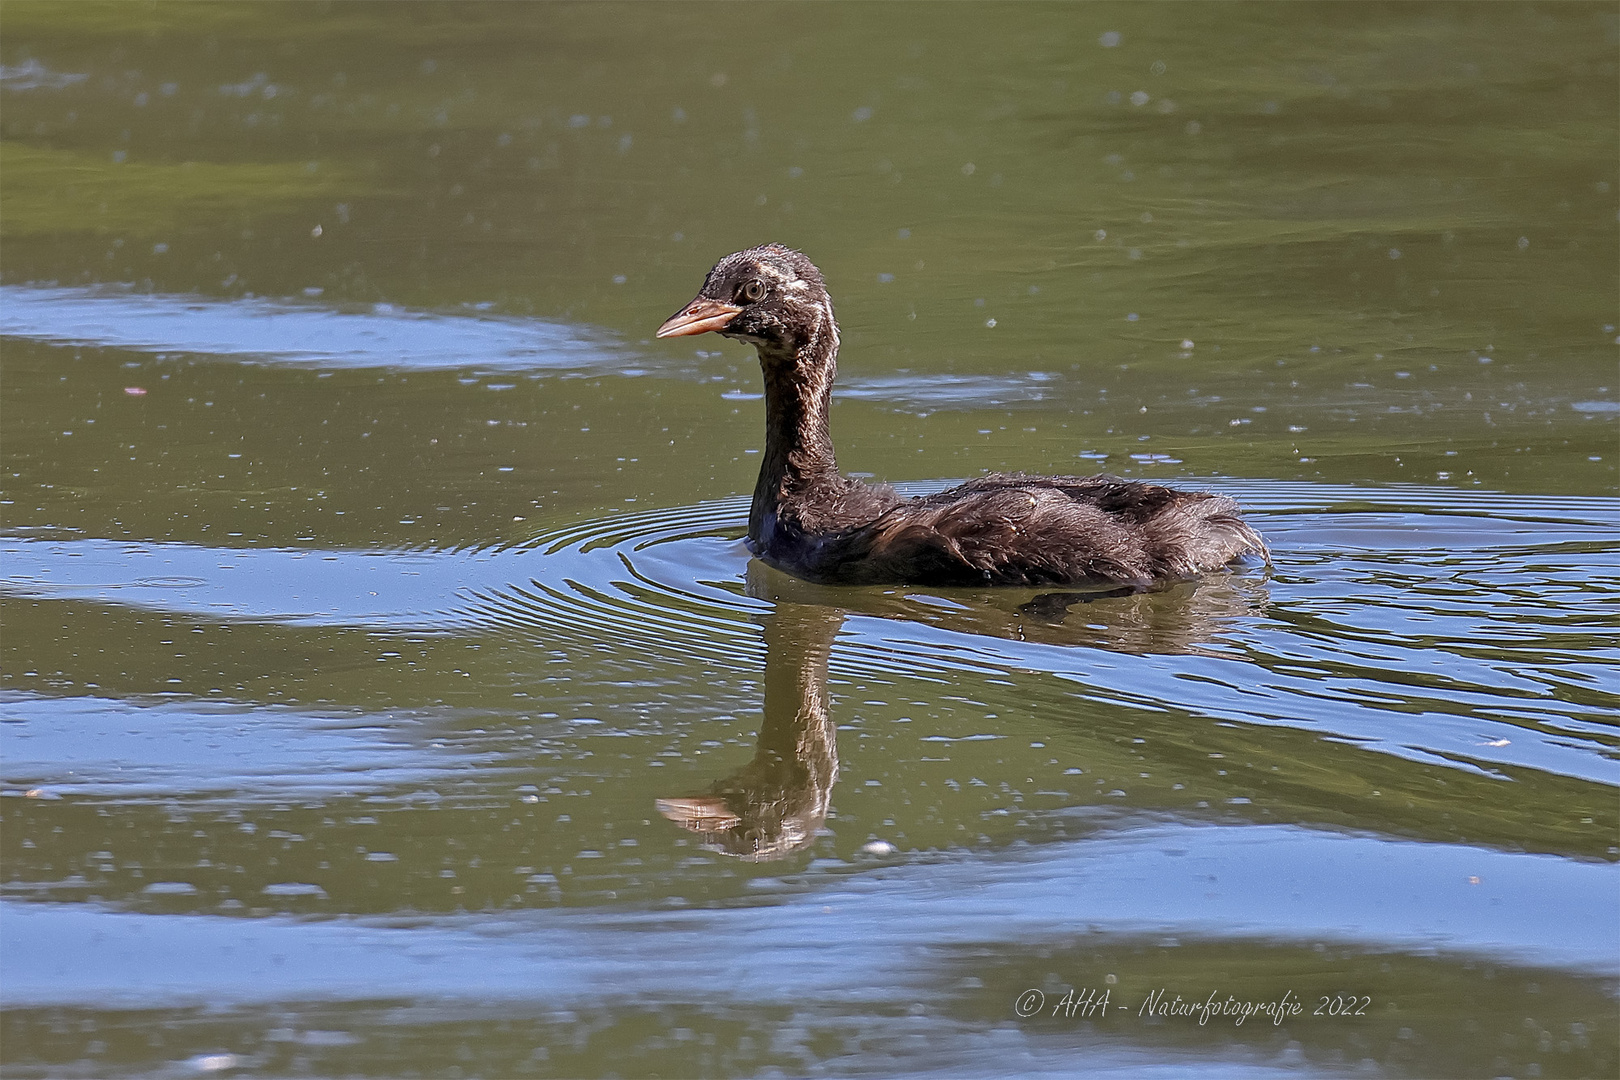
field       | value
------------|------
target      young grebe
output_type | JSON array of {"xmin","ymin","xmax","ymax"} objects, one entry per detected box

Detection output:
[{"xmin": 657, "ymin": 244, "xmax": 1268, "ymax": 588}]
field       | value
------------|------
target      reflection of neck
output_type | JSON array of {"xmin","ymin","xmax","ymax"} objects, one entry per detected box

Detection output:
[
  {"xmin": 755, "ymin": 604, "xmax": 841, "ymax": 804},
  {"xmin": 655, "ymin": 601, "xmax": 844, "ymax": 860},
  {"xmin": 750, "ymin": 306, "xmax": 841, "ymax": 544}
]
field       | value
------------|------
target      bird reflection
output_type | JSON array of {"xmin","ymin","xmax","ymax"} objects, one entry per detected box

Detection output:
[
  {"xmin": 744, "ymin": 557, "xmax": 1269, "ymax": 654},
  {"xmin": 656, "ymin": 601, "xmax": 842, "ymax": 861},
  {"xmin": 658, "ymin": 560, "xmax": 1268, "ymax": 860}
]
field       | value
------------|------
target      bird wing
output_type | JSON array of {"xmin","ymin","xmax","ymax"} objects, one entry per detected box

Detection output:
[
  {"xmin": 836, "ymin": 482, "xmax": 1152, "ymax": 586},
  {"xmin": 819, "ymin": 474, "xmax": 1264, "ymax": 587}
]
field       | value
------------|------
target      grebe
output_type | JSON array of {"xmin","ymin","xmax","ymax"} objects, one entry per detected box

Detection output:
[{"xmin": 658, "ymin": 244, "xmax": 1267, "ymax": 588}]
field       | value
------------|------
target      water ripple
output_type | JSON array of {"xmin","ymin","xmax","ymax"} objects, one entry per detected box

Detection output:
[
  {"xmin": 0, "ymin": 284, "xmax": 636, "ymax": 372},
  {"xmin": 4, "ymin": 482, "xmax": 1616, "ymax": 788}
]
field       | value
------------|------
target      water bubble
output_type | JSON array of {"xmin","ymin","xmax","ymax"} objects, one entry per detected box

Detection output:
[
  {"xmin": 961, "ymin": 162, "xmax": 976, "ymax": 175},
  {"xmin": 1126, "ymin": 312, "xmax": 1139, "ymax": 321},
  {"xmin": 1130, "ymin": 90, "xmax": 1150, "ymax": 106},
  {"xmin": 852, "ymin": 105, "xmax": 873, "ymax": 123},
  {"xmin": 1517, "ymin": 236, "xmax": 1530, "ymax": 250},
  {"xmin": 1099, "ymin": 31, "xmax": 1121, "ymax": 47}
]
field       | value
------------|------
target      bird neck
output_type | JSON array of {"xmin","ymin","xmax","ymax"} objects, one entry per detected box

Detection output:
[{"xmin": 750, "ymin": 309, "xmax": 842, "ymax": 544}]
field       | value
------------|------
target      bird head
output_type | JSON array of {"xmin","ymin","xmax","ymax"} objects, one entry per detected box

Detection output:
[{"xmin": 657, "ymin": 244, "xmax": 835, "ymax": 361}]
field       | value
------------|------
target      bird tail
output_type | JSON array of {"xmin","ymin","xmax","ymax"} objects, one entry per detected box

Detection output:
[{"xmin": 1154, "ymin": 495, "xmax": 1270, "ymax": 575}]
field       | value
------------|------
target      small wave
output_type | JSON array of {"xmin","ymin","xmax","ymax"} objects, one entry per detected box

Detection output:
[
  {"xmin": 4, "ymin": 482, "xmax": 1615, "ymax": 787},
  {"xmin": 0, "ymin": 61, "xmax": 88, "ymax": 92},
  {"xmin": 0, "ymin": 693, "xmax": 515, "ymax": 799},
  {"xmin": 0, "ymin": 285, "xmax": 638, "ymax": 372},
  {"xmin": 838, "ymin": 372, "xmax": 1062, "ymax": 411}
]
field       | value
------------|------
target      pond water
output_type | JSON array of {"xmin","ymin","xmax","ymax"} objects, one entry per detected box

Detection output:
[{"xmin": 2, "ymin": 3, "xmax": 1617, "ymax": 1077}]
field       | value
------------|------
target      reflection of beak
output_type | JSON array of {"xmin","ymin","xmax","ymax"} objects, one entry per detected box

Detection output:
[
  {"xmin": 656, "ymin": 297, "xmax": 742, "ymax": 338},
  {"xmin": 655, "ymin": 796, "xmax": 741, "ymax": 832}
]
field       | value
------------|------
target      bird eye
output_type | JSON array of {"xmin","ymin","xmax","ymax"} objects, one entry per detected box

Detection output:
[{"xmin": 740, "ymin": 279, "xmax": 767, "ymax": 303}]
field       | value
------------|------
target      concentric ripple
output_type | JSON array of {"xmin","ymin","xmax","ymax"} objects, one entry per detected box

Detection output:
[
  {"xmin": 467, "ymin": 495, "xmax": 768, "ymax": 672},
  {"xmin": 4, "ymin": 482, "xmax": 1617, "ymax": 788},
  {"xmin": 458, "ymin": 480, "xmax": 1620, "ymax": 786}
]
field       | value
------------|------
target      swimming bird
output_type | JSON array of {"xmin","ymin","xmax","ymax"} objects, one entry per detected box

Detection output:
[{"xmin": 657, "ymin": 244, "xmax": 1267, "ymax": 588}]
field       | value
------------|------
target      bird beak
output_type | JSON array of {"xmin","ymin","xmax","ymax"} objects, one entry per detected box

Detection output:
[
  {"xmin": 655, "ymin": 796, "xmax": 741, "ymax": 832},
  {"xmin": 656, "ymin": 297, "xmax": 742, "ymax": 338}
]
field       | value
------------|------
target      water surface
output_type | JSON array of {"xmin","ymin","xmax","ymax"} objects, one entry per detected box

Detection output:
[{"xmin": 2, "ymin": 3, "xmax": 1616, "ymax": 1077}]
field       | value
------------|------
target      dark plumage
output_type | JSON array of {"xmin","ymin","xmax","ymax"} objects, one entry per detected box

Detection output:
[{"xmin": 658, "ymin": 243, "xmax": 1268, "ymax": 589}]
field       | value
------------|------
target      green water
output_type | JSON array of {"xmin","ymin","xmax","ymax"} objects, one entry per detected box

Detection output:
[{"xmin": 2, "ymin": 3, "xmax": 1617, "ymax": 1077}]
